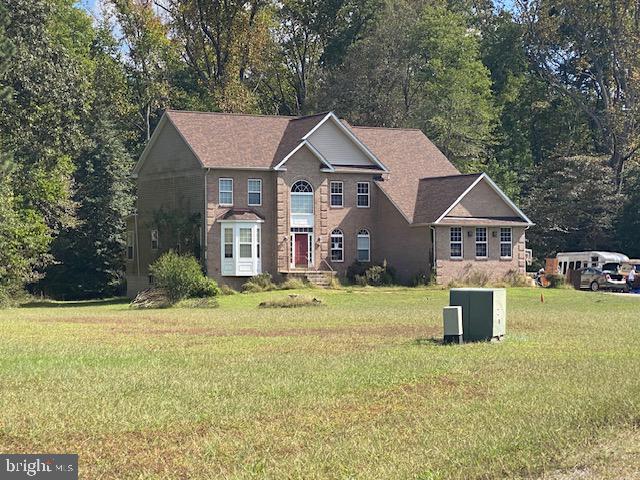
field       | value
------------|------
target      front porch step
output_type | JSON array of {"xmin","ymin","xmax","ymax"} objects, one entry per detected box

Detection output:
[{"xmin": 283, "ymin": 270, "xmax": 337, "ymax": 287}]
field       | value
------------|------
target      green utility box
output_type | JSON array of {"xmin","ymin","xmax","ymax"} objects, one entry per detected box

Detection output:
[{"xmin": 449, "ymin": 288, "xmax": 506, "ymax": 342}]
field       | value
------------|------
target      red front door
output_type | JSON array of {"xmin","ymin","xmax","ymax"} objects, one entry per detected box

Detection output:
[{"xmin": 295, "ymin": 234, "xmax": 308, "ymax": 268}]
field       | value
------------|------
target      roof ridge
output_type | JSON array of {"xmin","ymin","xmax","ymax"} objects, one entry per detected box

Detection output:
[
  {"xmin": 290, "ymin": 111, "xmax": 331, "ymax": 121},
  {"xmin": 419, "ymin": 173, "xmax": 483, "ymax": 181},
  {"xmin": 166, "ymin": 109, "xmax": 295, "ymax": 119},
  {"xmin": 351, "ymin": 125, "xmax": 423, "ymax": 132}
]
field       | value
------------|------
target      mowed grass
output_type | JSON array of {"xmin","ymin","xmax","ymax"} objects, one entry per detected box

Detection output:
[{"xmin": 0, "ymin": 288, "xmax": 639, "ymax": 479}]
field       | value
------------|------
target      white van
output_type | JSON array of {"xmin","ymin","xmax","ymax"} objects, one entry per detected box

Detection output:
[{"xmin": 556, "ymin": 251, "xmax": 629, "ymax": 275}]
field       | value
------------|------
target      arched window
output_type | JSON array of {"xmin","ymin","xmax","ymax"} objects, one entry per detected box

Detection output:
[
  {"xmin": 291, "ymin": 180, "xmax": 313, "ymax": 193},
  {"xmin": 357, "ymin": 229, "xmax": 370, "ymax": 262},
  {"xmin": 330, "ymin": 229, "xmax": 344, "ymax": 262},
  {"xmin": 290, "ymin": 180, "xmax": 314, "ymax": 214}
]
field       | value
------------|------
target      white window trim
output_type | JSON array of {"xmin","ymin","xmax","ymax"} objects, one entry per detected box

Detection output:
[
  {"xmin": 219, "ymin": 220, "xmax": 263, "ymax": 276},
  {"xmin": 126, "ymin": 231, "xmax": 134, "ymax": 260},
  {"xmin": 357, "ymin": 182, "xmax": 370, "ymax": 208},
  {"xmin": 223, "ymin": 227, "xmax": 234, "ymax": 259},
  {"xmin": 500, "ymin": 227, "xmax": 513, "ymax": 259},
  {"xmin": 357, "ymin": 229, "xmax": 371, "ymax": 262},
  {"xmin": 475, "ymin": 227, "xmax": 488, "ymax": 259},
  {"xmin": 247, "ymin": 178, "xmax": 262, "ymax": 206},
  {"xmin": 450, "ymin": 227, "xmax": 462, "ymax": 259},
  {"xmin": 330, "ymin": 229, "xmax": 344, "ymax": 262},
  {"xmin": 151, "ymin": 229, "xmax": 159, "ymax": 251},
  {"xmin": 219, "ymin": 178, "xmax": 233, "ymax": 206},
  {"xmin": 330, "ymin": 181, "xmax": 343, "ymax": 208}
]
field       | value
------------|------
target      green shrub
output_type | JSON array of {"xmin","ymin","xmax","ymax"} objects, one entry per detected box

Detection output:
[
  {"xmin": 148, "ymin": 251, "xmax": 218, "ymax": 303},
  {"xmin": 346, "ymin": 261, "xmax": 368, "ymax": 283},
  {"xmin": 192, "ymin": 277, "xmax": 221, "ymax": 298},
  {"xmin": 544, "ymin": 273, "xmax": 565, "ymax": 289},
  {"xmin": 279, "ymin": 278, "xmax": 308, "ymax": 290},
  {"xmin": 347, "ymin": 260, "xmax": 396, "ymax": 286},
  {"xmin": 242, "ymin": 273, "xmax": 276, "ymax": 293}
]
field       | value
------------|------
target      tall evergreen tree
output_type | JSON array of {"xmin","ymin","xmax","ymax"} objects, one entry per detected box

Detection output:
[{"xmin": 41, "ymin": 22, "xmax": 135, "ymax": 299}]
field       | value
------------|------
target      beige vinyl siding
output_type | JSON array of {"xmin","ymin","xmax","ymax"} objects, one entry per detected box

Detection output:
[{"xmin": 307, "ymin": 118, "xmax": 373, "ymax": 167}]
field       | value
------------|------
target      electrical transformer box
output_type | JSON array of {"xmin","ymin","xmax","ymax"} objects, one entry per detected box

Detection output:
[{"xmin": 449, "ymin": 288, "xmax": 506, "ymax": 342}]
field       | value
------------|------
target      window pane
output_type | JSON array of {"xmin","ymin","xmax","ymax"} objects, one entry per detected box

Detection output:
[
  {"xmin": 476, "ymin": 228, "xmax": 487, "ymax": 242},
  {"xmin": 224, "ymin": 228, "xmax": 233, "ymax": 258},
  {"xmin": 220, "ymin": 179, "xmax": 232, "ymax": 191},
  {"xmin": 331, "ymin": 194, "xmax": 343, "ymax": 206},
  {"xmin": 357, "ymin": 236, "xmax": 369, "ymax": 250},
  {"xmin": 500, "ymin": 227, "xmax": 512, "ymax": 242},
  {"xmin": 357, "ymin": 183, "xmax": 369, "ymax": 194},
  {"xmin": 248, "ymin": 179, "xmax": 261, "ymax": 192},
  {"xmin": 248, "ymin": 192, "xmax": 261, "ymax": 205},
  {"xmin": 357, "ymin": 195, "xmax": 369, "ymax": 207},
  {"xmin": 476, "ymin": 243, "xmax": 487, "ymax": 257},
  {"xmin": 451, "ymin": 243, "xmax": 462, "ymax": 257},
  {"xmin": 357, "ymin": 249, "xmax": 369, "ymax": 262},
  {"xmin": 500, "ymin": 243, "xmax": 511, "ymax": 257},
  {"xmin": 219, "ymin": 191, "xmax": 232, "ymax": 205},
  {"xmin": 239, "ymin": 228, "xmax": 252, "ymax": 243},
  {"xmin": 291, "ymin": 194, "xmax": 313, "ymax": 213},
  {"xmin": 450, "ymin": 227, "xmax": 461, "ymax": 242},
  {"xmin": 239, "ymin": 244, "xmax": 252, "ymax": 258}
]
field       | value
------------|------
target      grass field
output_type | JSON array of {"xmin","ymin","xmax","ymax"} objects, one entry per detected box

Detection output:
[{"xmin": 0, "ymin": 287, "xmax": 639, "ymax": 479}]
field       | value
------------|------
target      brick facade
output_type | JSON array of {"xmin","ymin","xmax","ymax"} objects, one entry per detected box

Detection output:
[
  {"xmin": 434, "ymin": 226, "xmax": 527, "ymax": 285},
  {"xmin": 126, "ymin": 111, "xmax": 531, "ymax": 296}
]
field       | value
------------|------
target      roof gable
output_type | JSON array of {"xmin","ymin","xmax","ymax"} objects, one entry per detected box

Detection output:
[
  {"xmin": 133, "ymin": 113, "xmax": 203, "ymax": 176},
  {"xmin": 411, "ymin": 173, "xmax": 532, "ymax": 226}
]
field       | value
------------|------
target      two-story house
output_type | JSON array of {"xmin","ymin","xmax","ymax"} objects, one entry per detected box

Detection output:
[{"xmin": 125, "ymin": 110, "xmax": 532, "ymax": 295}]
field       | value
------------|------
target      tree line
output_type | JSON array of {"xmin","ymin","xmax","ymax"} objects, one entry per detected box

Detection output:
[{"xmin": 1, "ymin": 0, "xmax": 640, "ymax": 300}]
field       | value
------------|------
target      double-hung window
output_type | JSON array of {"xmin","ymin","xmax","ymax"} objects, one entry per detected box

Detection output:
[
  {"xmin": 500, "ymin": 227, "xmax": 512, "ymax": 258},
  {"xmin": 239, "ymin": 228, "xmax": 253, "ymax": 258},
  {"xmin": 248, "ymin": 179, "xmax": 262, "ymax": 206},
  {"xmin": 224, "ymin": 228, "xmax": 233, "ymax": 259},
  {"xmin": 475, "ymin": 227, "xmax": 488, "ymax": 258},
  {"xmin": 151, "ymin": 229, "xmax": 159, "ymax": 250},
  {"xmin": 330, "ymin": 229, "xmax": 344, "ymax": 262},
  {"xmin": 219, "ymin": 178, "xmax": 233, "ymax": 206},
  {"xmin": 357, "ymin": 182, "xmax": 370, "ymax": 208},
  {"xmin": 357, "ymin": 229, "xmax": 370, "ymax": 262},
  {"xmin": 450, "ymin": 227, "xmax": 462, "ymax": 259},
  {"xmin": 126, "ymin": 231, "xmax": 134, "ymax": 260},
  {"xmin": 330, "ymin": 181, "xmax": 343, "ymax": 207}
]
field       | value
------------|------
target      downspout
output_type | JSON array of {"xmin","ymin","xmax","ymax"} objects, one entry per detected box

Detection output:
[
  {"xmin": 203, "ymin": 168, "xmax": 210, "ymax": 274},
  {"xmin": 430, "ymin": 226, "xmax": 437, "ymax": 272}
]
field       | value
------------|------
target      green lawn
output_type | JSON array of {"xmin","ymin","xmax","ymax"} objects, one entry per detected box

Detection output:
[{"xmin": 0, "ymin": 288, "xmax": 639, "ymax": 479}]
